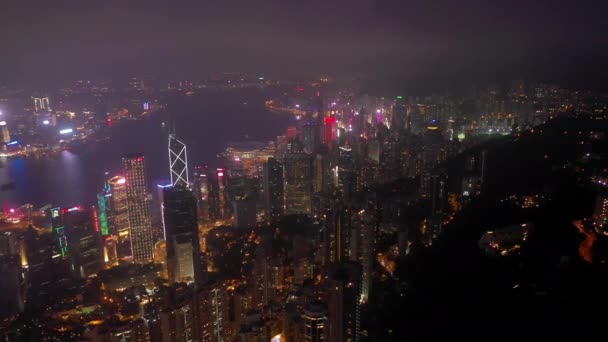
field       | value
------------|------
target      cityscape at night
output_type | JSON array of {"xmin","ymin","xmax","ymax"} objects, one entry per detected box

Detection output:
[{"xmin": 1, "ymin": 1, "xmax": 608, "ymax": 340}]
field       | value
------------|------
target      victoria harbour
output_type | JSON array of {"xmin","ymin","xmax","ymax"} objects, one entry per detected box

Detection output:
[{"xmin": 0, "ymin": 88, "xmax": 294, "ymax": 208}]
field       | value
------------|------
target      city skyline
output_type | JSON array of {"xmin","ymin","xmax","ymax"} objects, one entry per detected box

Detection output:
[{"xmin": 0, "ymin": 1, "xmax": 608, "ymax": 340}]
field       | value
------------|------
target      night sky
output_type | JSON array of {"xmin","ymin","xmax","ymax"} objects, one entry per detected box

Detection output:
[{"xmin": 1, "ymin": 0, "xmax": 606, "ymax": 85}]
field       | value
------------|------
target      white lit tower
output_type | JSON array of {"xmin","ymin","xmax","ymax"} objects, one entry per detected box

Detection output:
[
  {"xmin": 122, "ymin": 154, "xmax": 154, "ymax": 263},
  {"xmin": 169, "ymin": 134, "xmax": 189, "ymax": 187}
]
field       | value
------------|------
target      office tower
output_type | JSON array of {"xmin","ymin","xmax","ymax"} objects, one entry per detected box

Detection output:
[
  {"xmin": 302, "ymin": 121, "xmax": 322, "ymax": 154},
  {"xmin": 284, "ymin": 140, "xmax": 313, "ymax": 215},
  {"xmin": 337, "ymin": 146, "xmax": 354, "ymax": 199},
  {"xmin": 123, "ymin": 154, "xmax": 154, "ymax": 263},
  {"xmin": 108, "ymin": 176, "xmax": 129, "ymax": 239},
  {"xmin": 391, "ymin": 96, "xmax": 408, "ymax": 132},
  {"xmin": 216, "ymin": 168, "xmax": 228, "ymax": 219},
  {"xmin": 327, "ymin": 262, "xmax": 362, "ymax": 342},
  {"xmin": 193, "ymin": 165, "xmax": 211, "ymax": 222},
  {"xmin": 232, "ymin": 200, "xmax": 256, "ymax": 228},
  {"xmin": 323, "ymin": 117, "xmax": 336, "ymax": 148},
  {"xmin": 0, "ymin": 121, "xmax": 10, "ymax": 144},
  {"xmin": 195, "ymin": 283, "xmax": 228, "ymax": 342},
  {"xmin": 161, "ymin": 299, "xmax": 196, "ymax": 342},
  {"xmin": 32, "ymin": 96, "xmax": 51, "ymax": 113},
  {"xmin": 302, "ymin": 302, "xmax": 328, "ymax": 342},
  {"xmin": 263, "ymin": 158, "xmax": 284, "ymax": 223},
  {"xmin": 169, "ymin": 134, "xmax": 189, "ymax": 187},
  {"xmin": 162, "ymin": 185, "xmax": 202, "ymax": 286},
  {"xmin": 0, "ymin": 255, "xmax": 25, "ymax": 320},
  {"xmin": 63, "ymin": 207, "xmax": 104, "ymax": 278}
]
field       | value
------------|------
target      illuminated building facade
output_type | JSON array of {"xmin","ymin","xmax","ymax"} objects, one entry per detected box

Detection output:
[
  {"xmin": 302, "ymin": 302, "xmax": 328, "ymax": 342},
  {"xmin": 108, "ymin": 176, "xmax": 129, "ymax": 239},
  {"xmin": 0, "ymin": 121, "xmax": 10, "ymax": 144},
  {"xmin": 63, "ymin": 208, "xmax": 104, "ymax": 278},
  {"xmin": 284, "ymin": 142, "xmax": 313, "ymax": 215},
  {"xmin": 169, "ymin": 134, "xmax": 189, "ymax": 187},
  {"xmin": 262, "ymin": 158, "xmax": 284, "ymax": 223},
  {"xmin": 193, "ymin": 165, "xmax": 211, "ymax": 222},
  {"xmin": 162, "ymin": 185, "xmax": 202, "ymax": 286},
  {"xmin": 327, "ymin": 262, "xmax": 361, "ymax": 342},
  {"xmin": 221, "ymin": 141, "xmax": 275, "ymax": 179},
  {"xmin": 32, "ymin": 96, "xmax": 51, "ymax": 113},
  {"xmin": 123, "ymin": 154, "xmax": 154, "ymax": 263}
]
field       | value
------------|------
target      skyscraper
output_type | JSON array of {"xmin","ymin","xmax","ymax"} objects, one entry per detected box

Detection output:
[
  {"xmin": 123, "ymin": 154, "xmax": 154, "ymax": 263},
  {"xmin": 302, "ymin": 302, "xmax": 328, "ymax": 342},
  {"xmin": 108, "ymin": 176, "xmax": 129, "ymax": 239},
  {"xmin": 0, "ymin": 121, "xmax": 10, "ymax": 144},
  {"xmin": 63, "ymin": 207, "xmax": 104, "ymax": 278},
  {"xmin": 337, "ymin": 146, "xmax": 354, "ymax": 199},
  {"xmin": 162, "ymin": 185, "xmax": 202, "ymax": 286},
  {"xmin": 284, "ymin": 140, "xmax": 313, "ymax": 215},
  {"xmin": 327, "ymin": 262, "xmax": 361, "ymax": 342},
  {"xmin": 262, "ymin": 158, "xmax": 284, "ymax": 223},
  {"xmin": 193, "ymin": 165, "xmax": 211, "ymax": 223},
  {"xmin": 169, "ymin": 134, "xmax": 189, "ymax": 187},
  {"xmin": 32, "ymin": 96, "xmax": 51, "ymax": 113}
]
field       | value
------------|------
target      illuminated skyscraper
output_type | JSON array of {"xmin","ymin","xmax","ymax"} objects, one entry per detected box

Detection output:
[
  {"xmin": 169, "ymin": 134, "xmax": 189, "ymax": 187},
  {"xmin": 122, "ymin": 154, "xmax": 154, "ymax": 263},
  {"xmin": 284, "ymin": 140, "xmax": 313, "ymax": 215},
  {"xmin": 193, "ymin": 165, "xmax": 211, "ymax": 223},
  {"xmin": 302, "ymin": 302, "xmax": 328, "ymax": 342},
  {"xmin": 0, "ymin": 121, "xmax": 10, "ymax": 144},
  {"xmin": 32, "ymin": 96, "xmax": 51, "ymax": 113},
  {"xmin": 63, "ymin": 207, "xmax": 104, "ymax": 278},
  {"xmin": 263, "ymin": 158, "xmax": 284, "ymax": 223},
  {"xmin": 327, "ymin": 262, "xmax": 361, "ymax": 342},
  {"xmin": 108, "ymin": 176, "xmax": 130, "ymax": 247},
  {"xmin": 337, "ymin": 146, "xmax": 354, "ymax": 199},
  {"xmin": 162, "ymin": 185, "xmax": 202, "ymax": 286}
]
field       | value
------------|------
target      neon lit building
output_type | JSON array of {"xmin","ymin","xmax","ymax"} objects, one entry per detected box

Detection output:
[
  {"xmin": 122, "ymin": 154, "xmax": 154, "ymax": 263},
  {"xmin": 323, "ymin": 117, "xmax": 336, "ymax": 145},
  {"xmin": 0, "ymin": 121, "xmax": 10, "ymax": 144},
  {"xmin": 108, "ymin": 176, "xmax": 130, "ymax": 241}
]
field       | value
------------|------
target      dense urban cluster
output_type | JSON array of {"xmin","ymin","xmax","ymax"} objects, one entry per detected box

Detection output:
[{"xmin": 1, "ymin": 76, "xmax": 608, "ymax": 341}]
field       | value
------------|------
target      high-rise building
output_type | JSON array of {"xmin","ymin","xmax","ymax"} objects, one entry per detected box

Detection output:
[
  {"xmin": 195, "ymin": 283, "xmax": 228, "ymax": 342},
  {"xmin": 262, "ymin": 158, "xmax": 284, "ymax": 223},
  {"xmin": 232, "ymin": 200, "xmax": 256, "ymax": 229},
  {"xmin": 284, "ymin": 141, "xmax": 313, "ymax": 215},
  {"xmin": 193, "ymin": 165, "xmax": 211, "ymax": 223},
  {"xmin": 63, "ymin": 207, "xmax": 104, "ymax": 278},
  {"xmin": 323, "ymin": 117, "xmax": 336, "ymax": 147},
  {"xmin": 302, "ymin": 302, "xmax": 328, "ymax": 342},
  {"xmin": 427, "ymin": 173, "xmax": 447, "ymax": 244},
  {"xmin": 216, "ymin": 168, "xmax": 228, "ymax": 219},
  {"xmin": 108, "ymin": 176, "xmax": 129, "ymax": 239},
  {"xmin": 0, "ymin": 120, "xmax": 10, "ymax": 144},
  {"xmin": 169, "ymin": 134, "xmax": 189, "ymax": 187},
  {"xmin": 123, "ymin": 154, "xmax": 154, "ymax": 263},
  {"xmin": 337, "ymin": 146, "xmax": 354, "ymax": 199},
  {"xmin": 0, "ymin": 255, "xmax": 25, "ymax": 320},
  {"xmin": 162, "ymin": 185, "xmax": 202, "ymax": 286},
  {"xmin": 327, "ymin": 262, "xmax": 361, "ymax": 342},
  {"xmin": 32, "ymin": 96, "xmax": 51, "ymax": 113},
  {"xmin": 594, "ymin": 186, "xmax": 608, "ymax": 235}
]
